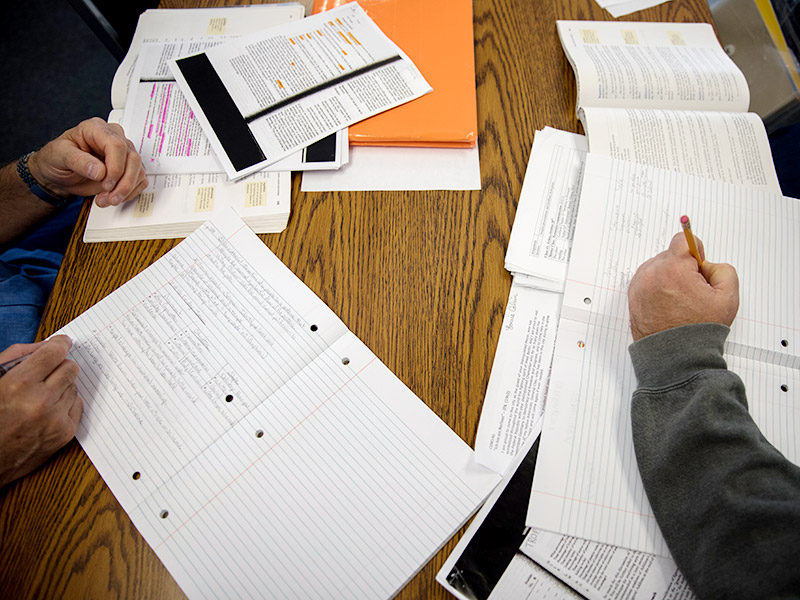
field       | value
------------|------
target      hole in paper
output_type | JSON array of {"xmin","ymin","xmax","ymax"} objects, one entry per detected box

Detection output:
[
  {"xmin": 225, "ymin": 394, "xmax": 234, "ymax": 403},
  {"xmin": 781, "ymin": 384, "xmax": 789, "ymax": 392},
  {"xmin": 160, "ymin": 510, "xmax": 169, "ymax": 519},
  {"xmin": 583, "ymin": 297, "xmax": 592, "ymax": 305},
  {"xmin": 341, "ymin": 357, "xmax": 350, "ymax": 365},
  {"xmin": 310, "ymin": 324, "xmax": 318, "ymax": 332},
  {"xmin": 781, "ymin": 339, "xmax": 789, "ymax": 348},
  {"xmin": 256, "ymin": 430, "xmax": 264, "ymax": 438},
  {"xmin": 577, "ymin": 341, "xmax": 585, "ymax": 348},
  {"xmin": 132, "ymin": 471, "xmax": 141, "ymax": 480}
]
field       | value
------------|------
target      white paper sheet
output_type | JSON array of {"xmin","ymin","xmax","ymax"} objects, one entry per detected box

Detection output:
[
  {"xmin": 62, "ymin": 209, "xmax": 500, "ymax": 599},
  {"xmin": 598, "ymin": 0, "xmax": 672, "ymax": 18},
  {"xmin": 111, "ymin": 5, "xmax": 307, "ymax": 110},
  {"xmin": 171, "ymin": 3, "xmax": 432, "ymax": 179},
  {"xmin": 529, "ymin": 154, "xmax": 800, "ymax": 556},
  {"xmin": 474, "ymin": 282, "xmax": 562, "ymax": 475},
  {"xmin": 582, "ymin": 108, "xmax": 782, "ymax": 194},
  {"xmin": 505, "ymin": 128, "xmax": 588, "ymax": 287},
  {"xmin": 557, "ymin": 21, "xmax": 750, "ymax": 115},
  {"xmin": 124, "ymin": 41, "xmax": 346, "ymax": 175},
  {"xmin": 300, "ymin": 144, "xmax": 481, "ymax": 191},
  {"xmin": 520, "ymin": 529, "xmax": 696, "ymax": 600}
]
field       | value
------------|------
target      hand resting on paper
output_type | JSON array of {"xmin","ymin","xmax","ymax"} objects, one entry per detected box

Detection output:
[
  {"xmin": 0, "ymin": 335, "xmax": 83, "ymax": 489},
  {"xmin": 27, "ymin": 117, "xmax": 147, "ymax": 208},
  {"xmin": 627, "ymin": 232, "xmax": 739, "ymax": 340}
]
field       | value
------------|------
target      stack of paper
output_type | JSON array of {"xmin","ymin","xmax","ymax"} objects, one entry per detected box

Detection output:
[
  {"xmin": 453, "ymin": 19, "xmax": 795, "ymax": 600},
  {"xmin": 84, "ymin": 169, "xmax": 290, "ymax": 242},
  {"xmin": 302, "ymin": 0, "xmax": 483, "ymax": 192},
  {"xmin": 87, "ymin": 5, "xmax": 307, "ymax": 242}
]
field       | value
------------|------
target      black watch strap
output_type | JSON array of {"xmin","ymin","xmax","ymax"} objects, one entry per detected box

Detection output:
[{"xmin": 16, "ymin": 152, "xmax": 75, "ymax": 209}]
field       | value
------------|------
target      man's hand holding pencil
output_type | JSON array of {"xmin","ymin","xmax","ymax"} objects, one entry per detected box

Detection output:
[{"xmin": 628, "ymin": 220, "xmax": 740, "ymax": 341}]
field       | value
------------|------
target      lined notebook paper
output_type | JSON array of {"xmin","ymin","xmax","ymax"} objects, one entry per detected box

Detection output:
[
  {"xmin": 529, "ymin": 154, "xmax": 799, "ymax": 556},
  {"xmin": 59, "ymin": 209, "xmax": 500, "ymax": 599}
]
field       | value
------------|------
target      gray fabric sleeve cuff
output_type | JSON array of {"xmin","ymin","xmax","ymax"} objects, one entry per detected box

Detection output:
[{"xmin": 628, "ymin": 322, "xmax": 730, "ymax": 389}]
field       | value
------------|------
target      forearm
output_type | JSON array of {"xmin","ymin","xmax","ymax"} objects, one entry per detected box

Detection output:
[
  {"xmin": 629, "ymin": 323, "xmax": 800, "ymax": 598},
  {"xmin": 0, "ymin": 158, "xmax": 61, "ymax": 248}
]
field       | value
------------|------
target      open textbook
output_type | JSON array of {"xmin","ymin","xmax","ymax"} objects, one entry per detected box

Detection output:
[
  {"xmin": 529, "ymin": 154, "xmax": 799, "ymax": 556},
  {"xmin": 171, "ymin": 3, "xmax": 432, "ymax": 179},
  {"xmin": 85, "ymin": 111, "xmax": 291, "ymax": 242},
  {"xmin": 557, "ymin": 20, "xmax": 782, "ymax": 193},
  {"xmin": 61, "ymin": 209, "xmax": 500, "ymax": 599},
  {"xmin": 112, "ymin": 4, "xmax": 346, "ymax": 175}
]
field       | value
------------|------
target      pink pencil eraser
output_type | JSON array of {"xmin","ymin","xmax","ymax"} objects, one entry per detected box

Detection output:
[{"xmin": 680, "ymin": 215, "xmax": 689, "ymax": 224}]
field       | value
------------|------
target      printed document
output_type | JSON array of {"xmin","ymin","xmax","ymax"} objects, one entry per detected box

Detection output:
[
  {"xmin": 61, "ymin": 209, "xmax": 500, "ymax": 599},
  {"xmin": 474, "ymin": 282, "xmax": 561, "ymax": 474},
  {"xmin": 124, "ymin": 40, "xmax": 347, "ymax": 175},
  {"xmin": 171, "ymin": 3, "xmax": 432, "ymax": 178}
]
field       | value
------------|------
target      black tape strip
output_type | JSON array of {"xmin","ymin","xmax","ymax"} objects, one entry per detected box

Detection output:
[
  {"xmin": 175, "ymin": 53, "xmax": 266, "ymax": 172},
  {"xmin": 244, "ymin": 54, "xmax": 403, "ymax": 123}
]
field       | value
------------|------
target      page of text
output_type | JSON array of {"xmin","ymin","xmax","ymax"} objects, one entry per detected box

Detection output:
[
  {"xmin": 583, "ymin": 107, "xmax": 781, "ymax": 193},
  {"xmin": 557, "ymin": 21, "xmax": 749, "ymax": 113}
]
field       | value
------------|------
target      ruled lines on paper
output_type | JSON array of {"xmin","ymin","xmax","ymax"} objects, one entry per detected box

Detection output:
[
  {"xmin": 529, "ymin": 155, "xmax": 799, "ymax": 556},
  {"xmin": 59, "ymin": 209, "xmax": 499, "ymax": 599}
]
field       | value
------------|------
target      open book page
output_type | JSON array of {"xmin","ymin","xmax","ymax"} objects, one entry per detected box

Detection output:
[
  {"xmin": 123, "ymin": 40, "xmax": 346, "ymax": 175},
  {"xmin": 84, "ymin": 169, "xmax": 291, "ymax": 241},
  {"xmin": 528, "ymin": 154, "xmax": 799, "ymax": 555},
  {"xmin": 111, "ymin": 5, "xmax": 306, "ymax": 110},
  {"xmin": 171, "ymin": 2, "xmax": 432, "ymax": 179},
  {"xmin": 60, "ymin": 209, "xmax": 500, "ymax": 599},
  {"xmin": 520, "ymin": 529, "xmax": 695, "ymax": 600},
  {"xmin": 583, "ymin": 108, "xmax": 781, "ymax": 193},
  {"xmin": 505, "ymin": 128, "xmax": 588, "ymax": 288},
  {"xmin": 556, "ymin": 21, "xmax": 750, "ymax": 115},
  {"xmin": 474, "ymin": 282, "xmax": 561, "ymax": 474}
]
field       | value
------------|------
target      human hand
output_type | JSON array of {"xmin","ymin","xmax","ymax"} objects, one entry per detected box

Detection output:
[
  {"xmin": 26, "ymin": 117, "xmax": 147, "ymax": 207},
  {"xmin": 0, "ymin": 335, "xmax": 83, "ymax": 489},
  {"xmin": 628, "ymin": 232, "xmax": 739, "ymax": 341}
]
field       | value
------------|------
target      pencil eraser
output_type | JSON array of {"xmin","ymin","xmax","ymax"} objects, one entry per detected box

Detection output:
[{"xmin": 680, "ymin": 215, "xmax": 689, "ymax": 224}]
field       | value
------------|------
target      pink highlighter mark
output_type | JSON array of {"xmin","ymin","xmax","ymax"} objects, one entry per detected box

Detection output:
[
  {"xmin": 186, "ymin": 139, "xmax": 192, "ymax": 156},
  {"xmin": 147, "ymin": 124, "xmax": 154, "ymax": 139}
]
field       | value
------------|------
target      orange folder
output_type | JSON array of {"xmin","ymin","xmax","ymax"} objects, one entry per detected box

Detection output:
[{"xmin": 313, "ymin": 0, "xmax": 477, "ymax": 148}]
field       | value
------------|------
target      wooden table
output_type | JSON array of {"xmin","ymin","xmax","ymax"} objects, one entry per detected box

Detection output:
[{"xmin": 0, "ymin": 0, "xmax": 713, "ymax": 597}]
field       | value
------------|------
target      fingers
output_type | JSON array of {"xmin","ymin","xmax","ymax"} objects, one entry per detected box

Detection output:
[
  {"xmin": 69, "ymin": 120, "xmax": 145, "ymax": 207},
  {"xmin": 12, "ymin": 336, "xmax": 72, "ymax": 382},
  {"xmin": 0, "ymin": 340, "xmax": 46, "ymax": 363},
  {"xmin": 60, "ymin": 142, "xmax": 107, "ymax": 183},
  {"xmin": 81, "ymin": 121, "xmax": 146, "ymax": 207},
  {"xmin": 65, "ymin": 391, "xmax": 84, "ymax": 438},
  {"xmin": 701, "ymin": 261, "xmax": 739, "ymax": 293}
]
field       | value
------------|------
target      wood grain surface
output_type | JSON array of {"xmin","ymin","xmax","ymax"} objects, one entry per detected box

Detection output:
[{"xmin": 0, "ymin": 0, "xmax": 713, "ymax": 598}]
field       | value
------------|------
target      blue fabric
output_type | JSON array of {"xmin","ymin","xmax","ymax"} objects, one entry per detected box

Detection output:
[{"xmin": 0, "ymin": 198, "xmax": 82, "ymax": 347}]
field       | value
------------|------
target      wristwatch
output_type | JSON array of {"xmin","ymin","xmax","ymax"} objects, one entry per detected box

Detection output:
[{"xmin": 16, "ymin": 152, "xmax": 75, "ymax": 209}]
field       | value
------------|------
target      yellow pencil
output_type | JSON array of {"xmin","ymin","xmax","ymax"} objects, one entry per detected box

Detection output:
[{"xmin": 680, "ymin": 215, "xmax": 703, "ymax": 268}]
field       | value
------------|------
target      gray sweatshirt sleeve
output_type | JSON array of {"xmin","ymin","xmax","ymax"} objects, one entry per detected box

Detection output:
[{"xmin": 628, "ymin": 322, "xmax": 800, "ymax": 599}]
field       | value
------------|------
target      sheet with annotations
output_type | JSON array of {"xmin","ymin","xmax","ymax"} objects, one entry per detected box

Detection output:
[{"xmin": 59, "ymin": 209, "xmax": 500, "ymax": 599}]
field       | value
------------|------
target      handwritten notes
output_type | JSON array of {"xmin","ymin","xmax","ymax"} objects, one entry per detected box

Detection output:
[
  {"xmin": 61, "ymin": 209, "xmax": 500, "ymax": 599},
  {"xmin": 529, "ymin": 154, "xmax": 799, "ymax": 555}
]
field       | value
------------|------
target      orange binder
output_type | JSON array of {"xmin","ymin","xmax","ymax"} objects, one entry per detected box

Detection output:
[{"xmin": 313, "ymin": 0, "xmax": 477, "ymax": 148}]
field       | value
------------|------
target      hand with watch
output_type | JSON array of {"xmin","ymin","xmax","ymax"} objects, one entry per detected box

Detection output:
[{"xmin": 16, "ymin": 117, "xmax": 148, "ymax": 209}]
